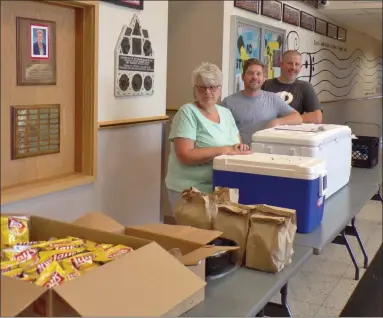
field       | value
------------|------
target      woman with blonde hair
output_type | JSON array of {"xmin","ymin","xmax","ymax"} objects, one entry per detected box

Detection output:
[{"xmin": 165, "ymin": 62, "xmax": 251, "ymax": 216}]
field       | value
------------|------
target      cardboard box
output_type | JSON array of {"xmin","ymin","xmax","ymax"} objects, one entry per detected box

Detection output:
[
  {"xmin": 72, "ymin": 212, "xmax": 240, "ymax": 280},
  {"xmin": 1, "ymin": 215, "xmax": 206, "ymax": 317}
]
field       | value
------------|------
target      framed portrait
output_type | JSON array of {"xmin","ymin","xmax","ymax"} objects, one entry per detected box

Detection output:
[
  {"xmin": 16, "ymin": 17, "xmax": 56, "ymax": 86},
  {"xmin": 234, "ymin": 0, "xmax": 260, "ymax": 14},
  {"xmin": 327, "ymin": 23, "xmax": 338, "ymax": 39},
  {"xmin": 282, "ymin": 4, "xmax": 300, "ymax": 27},
  {"xmin": 300, "ymin": 11, "xmax": 315, "ymax": 31},
  {"xmin": 114, "ymin": 0, "xmax": 144, "ymax": 10},
  {"xmin": 315, "ymin": 18, "xmax": 327, "ymax": 36},
  {"xmin": 338, "ymin": 27, "xmax": 347, "ymax": 42},
  {"xmin": 261, "ymin": 0, "xmax": 282, "ymax": 21}
]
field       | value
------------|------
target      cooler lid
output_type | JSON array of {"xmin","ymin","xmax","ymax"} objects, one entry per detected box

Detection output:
[
  {"xmin": 251, "ymin": 124, "xmax": 352, "ymax": 146},
  {"xmin": 213, "ymin": 153, "xmax": 326, "ymax": 180}
]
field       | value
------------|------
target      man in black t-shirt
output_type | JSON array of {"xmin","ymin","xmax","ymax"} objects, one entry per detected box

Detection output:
[{"xmin": 262, "ymin": 50, "xmax": 322, "ymax": 123}]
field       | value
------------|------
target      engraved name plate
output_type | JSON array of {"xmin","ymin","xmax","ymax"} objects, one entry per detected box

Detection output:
[{"xmin": 11, "ymin": 104, "xmax": 60, "ymax": 159}]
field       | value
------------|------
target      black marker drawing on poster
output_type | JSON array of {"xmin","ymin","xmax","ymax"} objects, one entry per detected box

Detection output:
[
  {"xmin": 300, "ymin": 47, "xmax": 382, "ymax": 98},
  {"xmin": 114, "ymin": 14, "xmax": 154, "ymax": 97},
  {"xmin": 285, "ymin": 30, "xmax": 381, "ymax": 99}
]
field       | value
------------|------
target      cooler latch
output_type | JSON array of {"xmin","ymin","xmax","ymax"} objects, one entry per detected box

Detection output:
[
  {"xmin": 319, "ymin": 171, "xmax": 328, "ymax": 198},
  {"xmin": 266, "ymin": 146, "xmax": 273, "ymax": 154}
]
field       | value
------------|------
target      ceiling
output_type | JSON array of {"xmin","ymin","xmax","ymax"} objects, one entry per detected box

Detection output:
[{"xmin": 318, "ymin": 1, "xmax": 382, "ymax": 42}]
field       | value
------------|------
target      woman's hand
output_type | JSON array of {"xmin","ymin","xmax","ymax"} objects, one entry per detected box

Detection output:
[{"xmin": 221, "ymin": 144, "xmax": 252, "ymax": 155}]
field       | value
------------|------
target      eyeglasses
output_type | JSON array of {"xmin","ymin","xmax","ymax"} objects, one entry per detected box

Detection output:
[{"xmin": 195, "ymin": 85, "xmax": 221, "ymax": 93}]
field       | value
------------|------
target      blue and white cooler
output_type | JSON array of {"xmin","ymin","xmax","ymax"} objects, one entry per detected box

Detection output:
[{"xmin": 213, "ymin": 153, "xmax": 328, "ymax": 233}]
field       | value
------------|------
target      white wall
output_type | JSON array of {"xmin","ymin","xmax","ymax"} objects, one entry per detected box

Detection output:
[
  {"xmin": 1, "ymin": 1, "xmax": 168, "ymax": 226},
  {"xmin": 98, "ymin": 1, "xmax": 168, "ymax": 121},
  {"xmin": 166, "ymin": 1, "xmax": 223, "ymax": 110},
  {"xmin": 222, "ymin": 0, "xmax": 382, "ymax": 102}
]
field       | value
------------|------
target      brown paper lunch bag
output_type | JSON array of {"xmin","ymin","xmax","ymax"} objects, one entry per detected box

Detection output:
[
  {"xmin": 214, "ymin": 202, "xmax": 258, "ymax": 264},
  {"xmin": 245, "ymin": 205, "xmax": 297, "ymax": 273},
  {"xmin": 174, "ymin": 187, "xmax": 240, "ymax": 230}
]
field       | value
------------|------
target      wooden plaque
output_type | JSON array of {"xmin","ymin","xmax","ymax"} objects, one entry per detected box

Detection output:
[
  {"xmin": 11, "ymin": 104, "xmax": 60, "ymax": 160},
  {"xmin": 16, "ymin": 17, "xmax": 56, "ymax": 85}
]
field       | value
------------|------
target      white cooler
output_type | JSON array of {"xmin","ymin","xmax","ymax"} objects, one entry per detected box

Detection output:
[
  {"xmin": 213, "ymin": 153, "xmax": 327, "ymax": 233},
  {"xmin": 251, "ymin": 124, "xmax": 352, "ymax": 198}
]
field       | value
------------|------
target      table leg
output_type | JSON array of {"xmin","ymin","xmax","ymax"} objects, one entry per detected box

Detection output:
[
  {"xmin": 371, "ymin": 185, "xmax": 383, "ymax": 203},
  {"xmin": 332, "ymin": 229, "xmax": 360, "ymax": 280},
  {"xmin": 263, "ymin": 284, "xmax": 292, "ymax": 317},
  {"xmin": 350, "ymin": 218, "xmax": 369, "ymax": 268}
]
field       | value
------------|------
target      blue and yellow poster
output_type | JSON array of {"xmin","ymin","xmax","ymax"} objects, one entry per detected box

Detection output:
[
  {"xmin": 264, "ymin": 31, "xmax": 284, "ymax": 79},
  {"xmin": 235, "ymin": 22, "xmax": 261, "ymax": 92}
]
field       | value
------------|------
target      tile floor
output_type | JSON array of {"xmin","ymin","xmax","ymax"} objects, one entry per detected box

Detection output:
[{"xmin": 271, "ymin": 199, "xmax": 382, "ymax": 317}]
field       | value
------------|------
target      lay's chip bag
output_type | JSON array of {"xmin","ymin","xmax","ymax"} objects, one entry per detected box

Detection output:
[
  {"xmin": 93, "ymin": 244, "xmax": 133, "ymax": 263},
  {"xmin": 35, "ymin": 261, "xmax": 67, "ymax": 288},
  {"xmin": 60, "ymin": 251, "xmax": 96, "ymax": 271},
  {"xmin": 1, "ymin": 260, "xmax": 18, "ymax": 273},
  {"xmin": 1, "ymin": 216, "xmax": 29, "ymax": 247},
  {"xmin": 2, "ymin": 267, "xmax": 23, "ymax": 278}
]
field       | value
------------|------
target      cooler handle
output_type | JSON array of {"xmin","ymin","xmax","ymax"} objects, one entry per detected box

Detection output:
[{"xmin": 319, "ymin": 171, "xmax": 328, "ymax": 198}]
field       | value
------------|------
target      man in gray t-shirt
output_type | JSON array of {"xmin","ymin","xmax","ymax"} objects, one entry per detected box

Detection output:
[
  {"xmin": 262, "ymin": 50, "xmax": 322, "ymax": 123},
  {"xmin": 221, "ymin": 58, "xmax": 302, "ymax": 145}
]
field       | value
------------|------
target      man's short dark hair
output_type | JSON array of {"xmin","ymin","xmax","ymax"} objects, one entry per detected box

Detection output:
[{"xmin": 243, "ymin": 58, "xmax": 265, "ymax": 75}]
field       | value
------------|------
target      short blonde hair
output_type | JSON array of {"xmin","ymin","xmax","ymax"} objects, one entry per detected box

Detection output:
[{"xmin": 191, "ymin": 62, "xmax": 222, "ymax": 87}]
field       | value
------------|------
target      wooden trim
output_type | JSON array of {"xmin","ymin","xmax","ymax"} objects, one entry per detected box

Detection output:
[
  {"xmin": 166, "ymin": 108, "xmax": 179, "ymax": 112},
  {"xmin": 1, "ymin": 0, "xmax": 98, "ymax": 204},
  {"xmin": 1, "ymin": 173, "xmax": 95, "ymax": 205},
  {"xmin": 321, "ymin": 95, "xmax": 382, "ymax": 104},
  {"xmin": 98, "ymin": 116, "xmax": 169, "ymax": 129}
]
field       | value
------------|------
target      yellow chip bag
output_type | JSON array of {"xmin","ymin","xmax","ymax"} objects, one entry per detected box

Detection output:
[
  {"xmin": 35, "ymin": 261, "xmax": 67, "ymax": 288},
  {"xmin": 1, "ymin": 260, "xmax": 18, "ymax": 273},
  {"xmin": 1, "ymin": 216, "xmax": 29, "ymax": 247},
  {"xmin": 23, "ymin": 256, "xmax": 55, "ymax": 279},
  {"xmin": 64, "ymin": 265, "xmax": 82, "ymax": 281},
  {"xmin": 84, "ymin": 240, "xmax": 113, "ymax": 252},
  {"xmin": 39, "ymin": 248, "xmax": 85, "ymax": 262},
  {"xmin": 93, "ymin": 244, "xmax": 133, "ymax": 263},
  {"xmin": 60, "ymin": 252, "xmax": 95, "ymax": 271},
  {"xmin": 2, "ymin": 267, "xmax": 23, "ymax": 278},
  {"xmin": 2, "ymin": 247, "xmax": 39, "ymax": 263},
  {"xmin": 43, "ymin": 238, "xmax": 77, "ymax": 250}
]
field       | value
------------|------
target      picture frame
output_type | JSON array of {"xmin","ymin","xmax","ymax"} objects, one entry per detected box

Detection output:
[
  {"xmin": 338, "ymin": 27, "xmax": 347, "ymax": 42},
  {"xmin": 282, "ymin": 4, "xmax": 300, "ymax": 27},
  {"xmin": 315, "ymin": 17, "xmax": 327, "ymax": 36},
  {"xmin": 261, "ymin": 0, "xmax": 282, "ymax": 21},
  {"xmin": 300, "ymin": 11, "xmax": 315, "ymax": 31},
  {"xmin": 234, "ymin": 0, "xmax": 260, "ymax": 14},
  {"xmin": 114, "ymin": 0, "xmax": 143, "ymax": 10},
  {"xmin": 327, "ymin": 23, "xmax": 338, "ymax": 39},
  {"xmin": 16, "ymin": 17, "xmax": 56, "ymax": 86}
]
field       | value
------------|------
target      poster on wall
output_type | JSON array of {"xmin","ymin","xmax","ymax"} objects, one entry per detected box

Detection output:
[
  {"xmin": 234, "ymin": 20, "xmax": 261, "ymax": 92},
  {"xmin": 263, "ymin": 30, "xmax": 284, "ymax": 79},
  {"xmin": 114, "ymin": 14, "xmax": 154, "ymax": 97}
]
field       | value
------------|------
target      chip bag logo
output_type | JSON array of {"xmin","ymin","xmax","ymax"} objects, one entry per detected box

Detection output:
[
  {"xmin": 53, "ymin": 251, "xmax": 77, "ymax": 261},
  {"xmin": 36, "ymin": 257, "xmax": 55, "ymax": 275},
  {"xmin": 43, "ymin": 272, "xmax": 65, "ymax": 288},
  {"xmin": 67, "ymin": 271, "xmax": 80, "ymax": 280},
  {"xmin": 71, "ymin": 255, "xmax": 93, "ymax": 268},
  {"xmin": 14, "ymin": 248, "xmax": 38, "ymax": 262},
  {"xmin": 108, "ymin": 247, "xmax": 131, "ymax": 259},
  {"xmin": 8, "ymin": 218, "xmax": 27, "ymax": 235}
]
